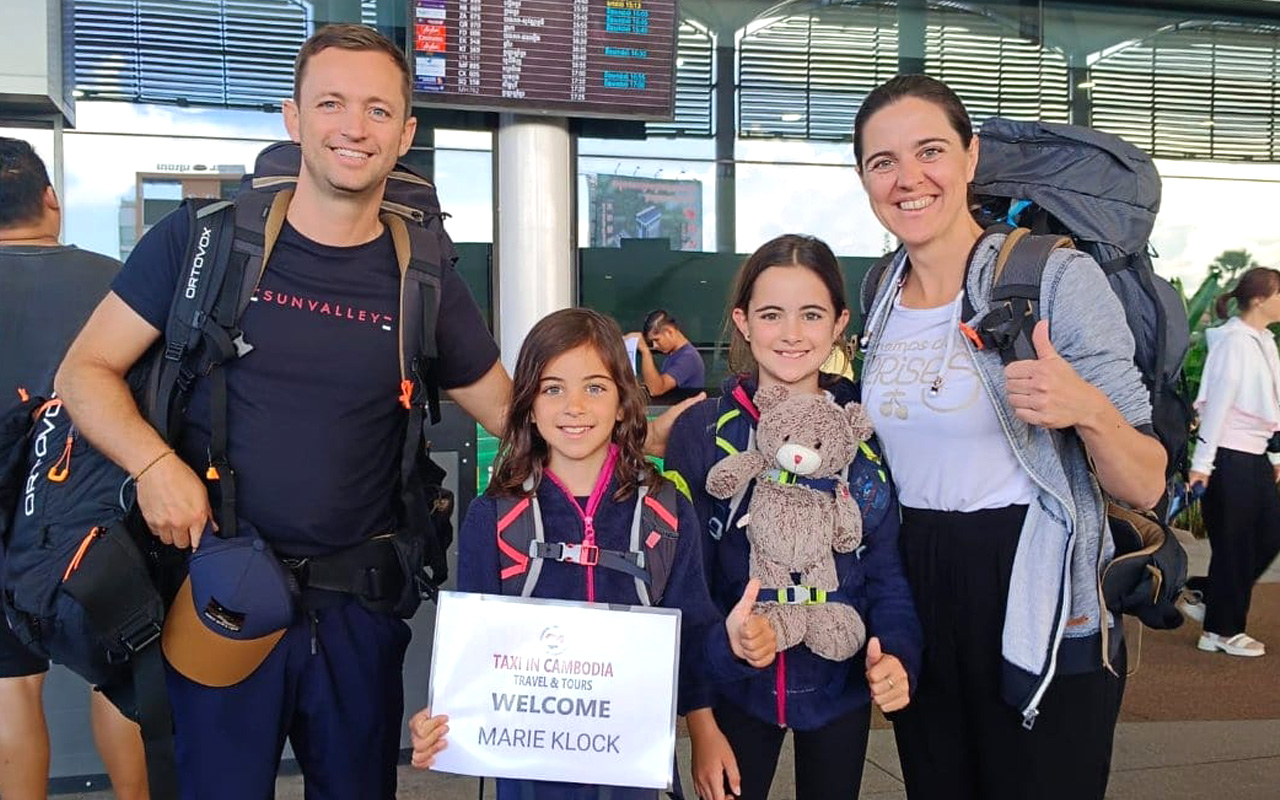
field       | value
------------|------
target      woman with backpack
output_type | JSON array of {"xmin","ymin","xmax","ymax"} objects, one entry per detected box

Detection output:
[
  {"xmin": 854, "ymin": 75, "xmax": 1166, "ymax": 800},
  {"xmin": 662, "ymin": 233, "xmax": 921, "ymax": 800},
  {"xmin": 1180, "ymin": 267, "xmax": 1280, "ymax": 657}
]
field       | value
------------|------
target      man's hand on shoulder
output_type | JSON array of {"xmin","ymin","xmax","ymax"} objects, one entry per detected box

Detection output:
[{"xmin": 645, "ymin": 392, "xmax": 706, "ymax": 457}]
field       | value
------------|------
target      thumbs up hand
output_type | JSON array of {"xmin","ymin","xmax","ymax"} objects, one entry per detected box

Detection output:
[
  {"xmin": 864, "ymin": 636, "xmax": 910, "ymax": 713},
  {"xmin": 726, "ymin": 578, "xmax": 777, "ymax": 668},
  {"xmin": 1004, "ymin": 320, "xmax": 1104, "ymax": 430}
]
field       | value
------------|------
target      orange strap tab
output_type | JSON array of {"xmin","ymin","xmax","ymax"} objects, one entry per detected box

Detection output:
[
  {"xmin": 643, "ymin": 494, "xmax": 678, "ymax": 530},
  {"xmin": 47, "ymin": 434, "xmax": 73, "ymax": 482},
  {"xmin": 399, "ymin": 378, "xmax": 414, "ymax": 410}
]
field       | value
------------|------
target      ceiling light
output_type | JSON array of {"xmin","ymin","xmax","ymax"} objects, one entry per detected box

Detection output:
[{"xmin": 781, "ymin": 113, "xmax": 803, "ymax": 122}]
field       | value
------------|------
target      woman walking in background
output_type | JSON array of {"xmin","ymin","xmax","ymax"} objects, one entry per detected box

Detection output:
[{"xmin": 1181, "ymin": 267, "xmax": 1280, "ymax": 657}]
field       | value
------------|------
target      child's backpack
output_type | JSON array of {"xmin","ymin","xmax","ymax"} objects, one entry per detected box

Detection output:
[
  {"xmin": 494, "ymin": 479, "xmax": 682, "ymax": 606},
  {"xmin": 0, "ymin": 141, "xmax": 459, "ymax": 800}
]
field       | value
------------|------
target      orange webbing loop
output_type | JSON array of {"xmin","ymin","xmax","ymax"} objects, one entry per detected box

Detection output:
[
  {"xmin": 399, "ymin": 379, "xmax": 414, "ymax": 410},
  {"xmin": 47, "ymin": 433, "xmax": 73, "ymax": 482}
]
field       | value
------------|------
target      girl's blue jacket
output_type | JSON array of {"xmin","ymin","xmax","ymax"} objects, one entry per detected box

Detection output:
[
  {"xmin": 457, "ymin": 466, "xmax": 742, "ymax": 800},
  {"xmin": 663, "ymin": 375, "xmax": 923, "ymax": 731}
]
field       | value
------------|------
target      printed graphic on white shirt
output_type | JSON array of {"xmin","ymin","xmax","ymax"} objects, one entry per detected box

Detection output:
[{"xmin": 862, "ymin": 299, "xmax": 1036, "ymax": 511}]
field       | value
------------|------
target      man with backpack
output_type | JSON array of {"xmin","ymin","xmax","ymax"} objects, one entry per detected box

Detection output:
[
  {"xmin": 54, "ymin": 26, "xmax": 509, "ymax": 799},
  {"xmin": 0, "ymin": 138, "xmax": 149, "ymax": 800}
]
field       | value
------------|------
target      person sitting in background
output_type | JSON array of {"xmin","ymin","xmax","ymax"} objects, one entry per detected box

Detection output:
[{"xmin": 628, "ymin": 309, "xmax": 705, "ymax": 398}]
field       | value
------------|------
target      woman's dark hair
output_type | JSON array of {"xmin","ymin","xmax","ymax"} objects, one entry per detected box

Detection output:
[
  {"xmin": 1214, "ymin": 267, "xmax": 1280, "ymax": 320},
  {"xmin": 490, "ymin": 307, "xmax": 656, "ymax": 501},
  {"xmin": 853, "ymin": 74, "xmax": 974, "ymax": 169},
  {"xmin": 723, "ymin": 234, "xmax": 848, "ymax": 374}
]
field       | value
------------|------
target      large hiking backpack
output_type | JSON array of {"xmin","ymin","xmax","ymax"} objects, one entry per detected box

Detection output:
[
  {"xmin": 0, "ymin": 141, "xmax": 458, "ymax": 800},
  {"xmin": 495, "ymin": 479, "xmax": 682, "ymax": 606},
  {"xmin": 969, "ymin": 118, "xmax": 1193, "ymax": 491},
  {"xmin": 857, "ymin": 118, "xmax": 1188, "ymax": 636}
]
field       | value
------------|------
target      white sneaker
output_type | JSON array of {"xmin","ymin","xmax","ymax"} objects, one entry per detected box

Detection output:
[
  {"xmin": 1177, "ymin": 590, "xmax": 1206, "ymax": 623},
  {"xmin": 1197, "ymin": 632, "xmax": 1266, "ymax": 657}
]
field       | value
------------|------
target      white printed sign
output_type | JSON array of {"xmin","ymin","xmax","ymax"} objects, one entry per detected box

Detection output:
[{"xmin": 427, "ymin": 591, "xmax": 681, "ymax": 789}]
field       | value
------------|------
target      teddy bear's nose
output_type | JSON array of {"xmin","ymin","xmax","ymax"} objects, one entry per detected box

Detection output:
[{"xmin": 794, "ymin": 454, "xmax": 803, "ymax": 465}]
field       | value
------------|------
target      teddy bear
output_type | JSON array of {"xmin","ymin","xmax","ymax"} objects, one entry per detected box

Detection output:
[{"xmin": 706, "ymin": 384, "xmax": 874, "ymax": 662}]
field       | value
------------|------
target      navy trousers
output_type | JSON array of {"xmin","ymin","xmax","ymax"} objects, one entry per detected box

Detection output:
[{"xmin": 165, "ymin": 597, "xmax": 410, "ymax": 800}]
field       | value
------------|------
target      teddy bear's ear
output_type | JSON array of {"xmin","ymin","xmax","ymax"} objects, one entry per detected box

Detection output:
[{"xmin": 754, "ymin": 384, "xmax": 791, "ymax": 412}]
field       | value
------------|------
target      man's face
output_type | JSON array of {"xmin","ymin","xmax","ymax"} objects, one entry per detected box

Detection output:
[
  {"xmin": 283, "ymin": 47, "xmax": 416, "ymax": 200},
  {"xmin": 649, "ymin": 326, "xmax": 677, "ymax": 354}
]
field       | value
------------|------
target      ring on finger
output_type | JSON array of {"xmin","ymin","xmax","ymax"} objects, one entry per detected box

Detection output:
[{"xmin": 888, "ymin": 676, "xmax": 896, "ymax": 690}]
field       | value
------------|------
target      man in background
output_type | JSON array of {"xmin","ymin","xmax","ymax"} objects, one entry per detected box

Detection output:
[
  {"xmin": 0, "ymin": 137, "xmax": 149, "ymax": 799},
  {"xmin": 629, "ymin": 309, "xmax": 705, "ymax": 398}
]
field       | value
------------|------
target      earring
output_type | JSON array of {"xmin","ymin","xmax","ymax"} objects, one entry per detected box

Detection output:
[{"xmin": 744, "ymin": 333, "xmax": 751, "ymax": 342}]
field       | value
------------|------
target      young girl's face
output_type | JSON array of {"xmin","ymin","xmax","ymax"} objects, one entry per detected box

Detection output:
[
  {"xmin": 732, "ymin": 264, "xmax": 849, "ymax": 394},
  {"xmin": 533, "ymin": 343, "xmax": 624, "ymax": 470}
]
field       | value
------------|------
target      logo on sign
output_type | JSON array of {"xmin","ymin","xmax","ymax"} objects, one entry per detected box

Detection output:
[{"xmin": 540, "ymin": 626, "xmax": 566, "ymax": 656}]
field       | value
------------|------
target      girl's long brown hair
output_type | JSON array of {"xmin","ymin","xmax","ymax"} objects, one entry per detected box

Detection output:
[{"xmin": 489, "ymin": 308, "xmax": 657, "ymax": 501}]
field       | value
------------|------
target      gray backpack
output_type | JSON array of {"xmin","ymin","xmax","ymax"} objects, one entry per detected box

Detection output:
[{"xmin": 861, "ymin": 118, "xmax": 1192, "ymax": 497}]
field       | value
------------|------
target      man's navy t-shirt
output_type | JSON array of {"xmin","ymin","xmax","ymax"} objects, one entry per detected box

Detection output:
[
  {"xmin": 113, "ymin": 209, "xmax": 498, "ymax": 556},
  {"xmin": 660, "ymin": 342, "xmax": 704, "ymax": 391}
]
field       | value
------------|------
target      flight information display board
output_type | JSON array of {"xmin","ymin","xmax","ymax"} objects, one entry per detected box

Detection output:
[{"xmin": 411, "ymin": 0, "xmax": 677, "ymax": 120}]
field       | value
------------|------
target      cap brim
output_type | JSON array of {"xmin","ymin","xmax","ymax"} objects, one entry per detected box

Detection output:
[{"xmin": 161, "ymin": 578, "xmax": 286, "ymax": 687}]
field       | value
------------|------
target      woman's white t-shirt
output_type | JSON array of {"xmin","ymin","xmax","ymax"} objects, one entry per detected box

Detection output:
[{"xmin": 861, "ymin": 295, "xmax": 1038, "ymax": 511}]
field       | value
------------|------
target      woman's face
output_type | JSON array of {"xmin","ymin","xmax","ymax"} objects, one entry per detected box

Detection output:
[
  {"xmin": 858, "ymin": 96, "xmax": 979, "ymax": 251},
  {"xmin": 1253, "ymin": 288, "xmax": 1280, "ymax": 325},
  {"xmin": 732, "ymin": 264, "xmax": 849, "ymax": 394}
]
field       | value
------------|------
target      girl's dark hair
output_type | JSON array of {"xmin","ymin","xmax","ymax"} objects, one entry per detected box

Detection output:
[
  {"xmin": 1215, "ymin": 267, "xmax": 1280, "ymax": 320},
  {"xmin": 853, "ymin": 74, "xmax": 974, "ymax": 169},
  {"xmin": 490, "ymin": 307, "xmax": 656, "ymax": 501},
  {"xmin": 723, "ymin": 234, "xmax": 848, "ymax": 374}
]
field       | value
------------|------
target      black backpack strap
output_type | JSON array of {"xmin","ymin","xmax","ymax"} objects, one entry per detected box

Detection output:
[
  {"xmin": 59, "ymin": 521, "xmax": 177, "ymax": 800},
  {"xmin": 971, "ymin": 227, "xmax": 1072, "ymax": 365},
  {"xmin": 633, "ymin": 481, "xmax": 681, "ymax": 605},
  {"xmin": 147, "ymin": 199, "xmax": 236, "ymax": 442},
  {"xmin": 859, "ymin": 248, "xmax": 899, "ymax": 317},
  {"xmin": 496, "ymin": 493, "xmax": 540, "ymax": 597},
  {"xmin": 199, "ymin": 188, "xmax": 291, "ymax": 540}
]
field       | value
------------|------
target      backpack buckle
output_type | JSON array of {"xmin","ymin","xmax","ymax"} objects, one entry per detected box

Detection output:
[
  {"xmin": 117, "ymin": 611, "xmax": 162, "ymax": 654},
  {"xmin": 777, "ymin": 585, "xmax": 825, "ymax": 605},
  {"xmin": 230, "ymin": 330, "xmax": 255, "ymax": 358},
  {"xmin": 976, "ymin": 302, "xmax": 1021, "ymax": 351},
  {"xmin": 558, "ymin": 543, "xmax": 599, "ymax": 567}
]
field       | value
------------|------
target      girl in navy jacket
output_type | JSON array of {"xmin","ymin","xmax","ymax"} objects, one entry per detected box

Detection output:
[
  {"xmin": 410, "ymin": 308, "xmax": 775, "ymax": 800},
  {"xmin": 663, "ymin": 234, "xmax": 922, "ymax": 800}
]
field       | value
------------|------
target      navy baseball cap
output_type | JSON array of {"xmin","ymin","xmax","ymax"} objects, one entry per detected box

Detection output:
[{"xmin": 161, "ymin": 521, "xmax": 295, "ymax": 687}]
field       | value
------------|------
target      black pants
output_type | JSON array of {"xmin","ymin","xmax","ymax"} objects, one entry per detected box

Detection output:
[
  {"xmin": 712, "ymin": 700, "xmax": 870, "ymax": 800},
  {"xmin": 1195, "ymin": 448, "xmax": 1280, "ymax": 637},
  {"xmin": 892, "ymin": 505, "xmax": 1125, "ymax": 800}
]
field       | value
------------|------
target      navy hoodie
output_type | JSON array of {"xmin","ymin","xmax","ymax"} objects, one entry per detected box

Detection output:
[
  {"xmin": 663, "ymin": 375, "xmax": 922, "ymax": 731},
  {"xmin": 457, "ymin": 455, "xmax": 742, "ymax": 800}
]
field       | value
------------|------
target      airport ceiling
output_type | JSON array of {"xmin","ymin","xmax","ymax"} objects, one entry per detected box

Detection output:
[{"xmin": 68, "ymin": 0, "xmax": 1280, "ymax": 162}]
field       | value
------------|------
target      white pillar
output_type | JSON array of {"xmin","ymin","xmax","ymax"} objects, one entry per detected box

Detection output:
[{"xmin": 494, "ymin": 114, "xmax": 575, "ymax": 373}]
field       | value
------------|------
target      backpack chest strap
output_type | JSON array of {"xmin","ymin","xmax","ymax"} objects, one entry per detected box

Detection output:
[
  {"xmin": 761, "ymin": 584, "xmax": 853, "ymax": 606},
  {"xmin": 528, "ymin": 540, "xmax": 650, "ymax": 582}
]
